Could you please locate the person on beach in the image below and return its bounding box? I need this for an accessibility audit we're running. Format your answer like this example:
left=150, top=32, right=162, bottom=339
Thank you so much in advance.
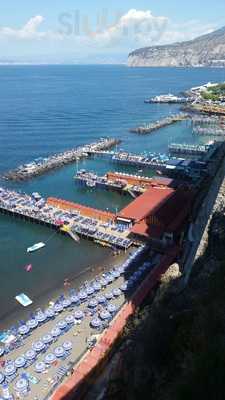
left=64, top=278, right=71, bottom=288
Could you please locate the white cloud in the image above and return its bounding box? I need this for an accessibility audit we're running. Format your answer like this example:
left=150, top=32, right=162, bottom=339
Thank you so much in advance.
left=90, top=9, right=169, bottom=47
left=0, top=11, right=219, bottom=61
left=0, top=16, right=46, bottom=39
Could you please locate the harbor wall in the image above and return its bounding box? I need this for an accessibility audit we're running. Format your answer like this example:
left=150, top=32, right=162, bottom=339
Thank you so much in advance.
left=51, top=247, right=178, bottom=400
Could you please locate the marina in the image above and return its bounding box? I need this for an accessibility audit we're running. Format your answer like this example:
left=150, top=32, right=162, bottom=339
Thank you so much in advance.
left=129, top=113, right=189, bottom=134
left=3, top=138, right=120, bottom=182
left=1, top=67, right=225, bottom=400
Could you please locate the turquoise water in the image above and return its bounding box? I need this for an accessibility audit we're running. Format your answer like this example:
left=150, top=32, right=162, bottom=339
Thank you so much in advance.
left=0, top=65, right=225, bottom=326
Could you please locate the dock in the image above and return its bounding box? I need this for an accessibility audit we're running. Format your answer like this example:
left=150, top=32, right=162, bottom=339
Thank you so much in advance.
left=168, top=143, right=215, bottom=157
left=129, top=113, right=189, bottom=135
left=191, top=114, right=225, bottom=136
left=3, top=138, right=121, bottom=181
left=74, top=170, right=175, bottom=196
left=0, top=188, right=132, bottom=250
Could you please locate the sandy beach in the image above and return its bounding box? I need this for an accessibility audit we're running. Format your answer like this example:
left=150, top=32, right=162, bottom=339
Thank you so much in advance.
left=0, top=249, right=130, bottom=333
left=0, top=247, right=133, bottom=400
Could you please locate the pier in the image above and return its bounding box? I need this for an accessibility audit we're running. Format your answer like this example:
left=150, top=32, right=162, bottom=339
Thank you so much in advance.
left=191, top=114, right=225, bottom=136
left=0, top=188, right=132, bottom=250
left=129, top=113, right=189, bottom=135
left=168, top=143, right=216, bottom=157
left=74, top=170, right=175, bottom=196
left=3, top=138, right=120, bottom=182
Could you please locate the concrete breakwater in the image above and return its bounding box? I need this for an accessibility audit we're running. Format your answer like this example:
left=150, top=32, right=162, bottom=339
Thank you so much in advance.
left=3, top=138, right=120, bottom=181
left=129, top=113, right=189, bottom=134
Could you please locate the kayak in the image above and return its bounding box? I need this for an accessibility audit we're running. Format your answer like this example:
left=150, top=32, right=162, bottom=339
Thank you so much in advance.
left=27, top=242, right=45, bottom=253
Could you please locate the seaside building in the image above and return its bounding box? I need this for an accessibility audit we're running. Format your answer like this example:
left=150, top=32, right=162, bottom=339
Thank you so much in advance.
left=117, top=185, right=194, bottom=246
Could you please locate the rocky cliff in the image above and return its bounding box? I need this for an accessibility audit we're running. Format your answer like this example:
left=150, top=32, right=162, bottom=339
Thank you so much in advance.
left=128, top=26, right=225, bottom=67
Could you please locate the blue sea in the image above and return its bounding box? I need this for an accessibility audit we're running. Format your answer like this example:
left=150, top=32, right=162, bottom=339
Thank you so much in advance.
left=0, top=65, right=225, bottom=327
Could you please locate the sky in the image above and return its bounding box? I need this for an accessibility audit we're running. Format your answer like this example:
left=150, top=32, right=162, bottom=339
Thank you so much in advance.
left=0, top=0, right=224, bottom=63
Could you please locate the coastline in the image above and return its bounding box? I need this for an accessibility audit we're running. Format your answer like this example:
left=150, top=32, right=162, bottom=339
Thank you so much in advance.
left=1, top=249, right=130, bottom=332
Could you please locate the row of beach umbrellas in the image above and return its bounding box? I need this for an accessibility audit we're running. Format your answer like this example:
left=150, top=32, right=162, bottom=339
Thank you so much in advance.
left=0, top=244, right=148, bottom=386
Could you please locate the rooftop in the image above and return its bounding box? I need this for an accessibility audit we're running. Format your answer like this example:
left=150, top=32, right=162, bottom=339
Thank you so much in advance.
left=117, top=187, right=175, bottom=222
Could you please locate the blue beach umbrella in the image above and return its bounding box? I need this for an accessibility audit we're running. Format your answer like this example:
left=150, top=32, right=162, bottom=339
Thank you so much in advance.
left=86, top=286, right=94, bottom=296
left=54, top=303, right=63, bottom=313
left=45, top=353, right=56, bottom=364
left=42, top=334, right=53, bottom=344
left=36, top=312, right=46, bottom=323
left=65, top=315, right=75, bottom=324
left=100, top=310, right=111, bottom=320
left=45, top=308, right=55, bottom=318
left=70, top=295, right=79, bottom=304
left=74, top=310, right=84, bottom=320
left=62, top=298, right=71, bottom=308
left=15, top=356, right=26, bottom=368
left=113, top=288, right=121, bottom=297
left=62, top=341, right=72, bottom=351
left=32, top=340, right=45, bottom=352
left=107, top=303, right=117, bottom=313
left=18, top=325, right=30, bottom=335
left=25, top=349, right=36, bottom=360
left=96, top=295, right=106, bottom=304
left=93, top=282, right=101, bottom=291
left=51, top=327, right=61, bottom=337
left=26, top=319, right=38, bottom=329
left=57, top=320, right=67, bottom=330
left=54, top=346, right=65, bottom=358
left=4, top=363, right=16, bottom=376
left=105, top=292, right=113, bottom=300
left=35, top=361, right=46, bottom=373
left=88, top=299, right=98, bottom=308
left=90, top=318, right=102, bottom=328
left=14, top=378, right=28, bottom=392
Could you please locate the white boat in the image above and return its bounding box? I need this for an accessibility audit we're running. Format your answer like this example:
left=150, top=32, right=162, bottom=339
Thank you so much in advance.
left=27, top=242, right=45, bottom=253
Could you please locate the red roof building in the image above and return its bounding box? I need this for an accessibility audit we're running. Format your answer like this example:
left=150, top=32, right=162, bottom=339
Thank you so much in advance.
left=117, top=186, right=194, bottom=243
left=117, top=187, right=175, bottom=223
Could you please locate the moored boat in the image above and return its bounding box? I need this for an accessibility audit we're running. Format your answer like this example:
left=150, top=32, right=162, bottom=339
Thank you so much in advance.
left=27, top=242, right=45, bottom=253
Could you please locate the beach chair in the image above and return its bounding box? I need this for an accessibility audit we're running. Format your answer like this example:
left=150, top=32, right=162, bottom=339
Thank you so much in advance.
left=5, top=372, right=17, bottom=383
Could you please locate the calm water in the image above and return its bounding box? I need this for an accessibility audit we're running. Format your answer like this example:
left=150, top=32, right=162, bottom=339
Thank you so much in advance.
left=0, top=65, right=225, bottom=327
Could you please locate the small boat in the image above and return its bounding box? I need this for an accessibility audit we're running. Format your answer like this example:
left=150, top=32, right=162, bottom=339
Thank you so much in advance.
left=27, top=242, right=45, bottom=253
